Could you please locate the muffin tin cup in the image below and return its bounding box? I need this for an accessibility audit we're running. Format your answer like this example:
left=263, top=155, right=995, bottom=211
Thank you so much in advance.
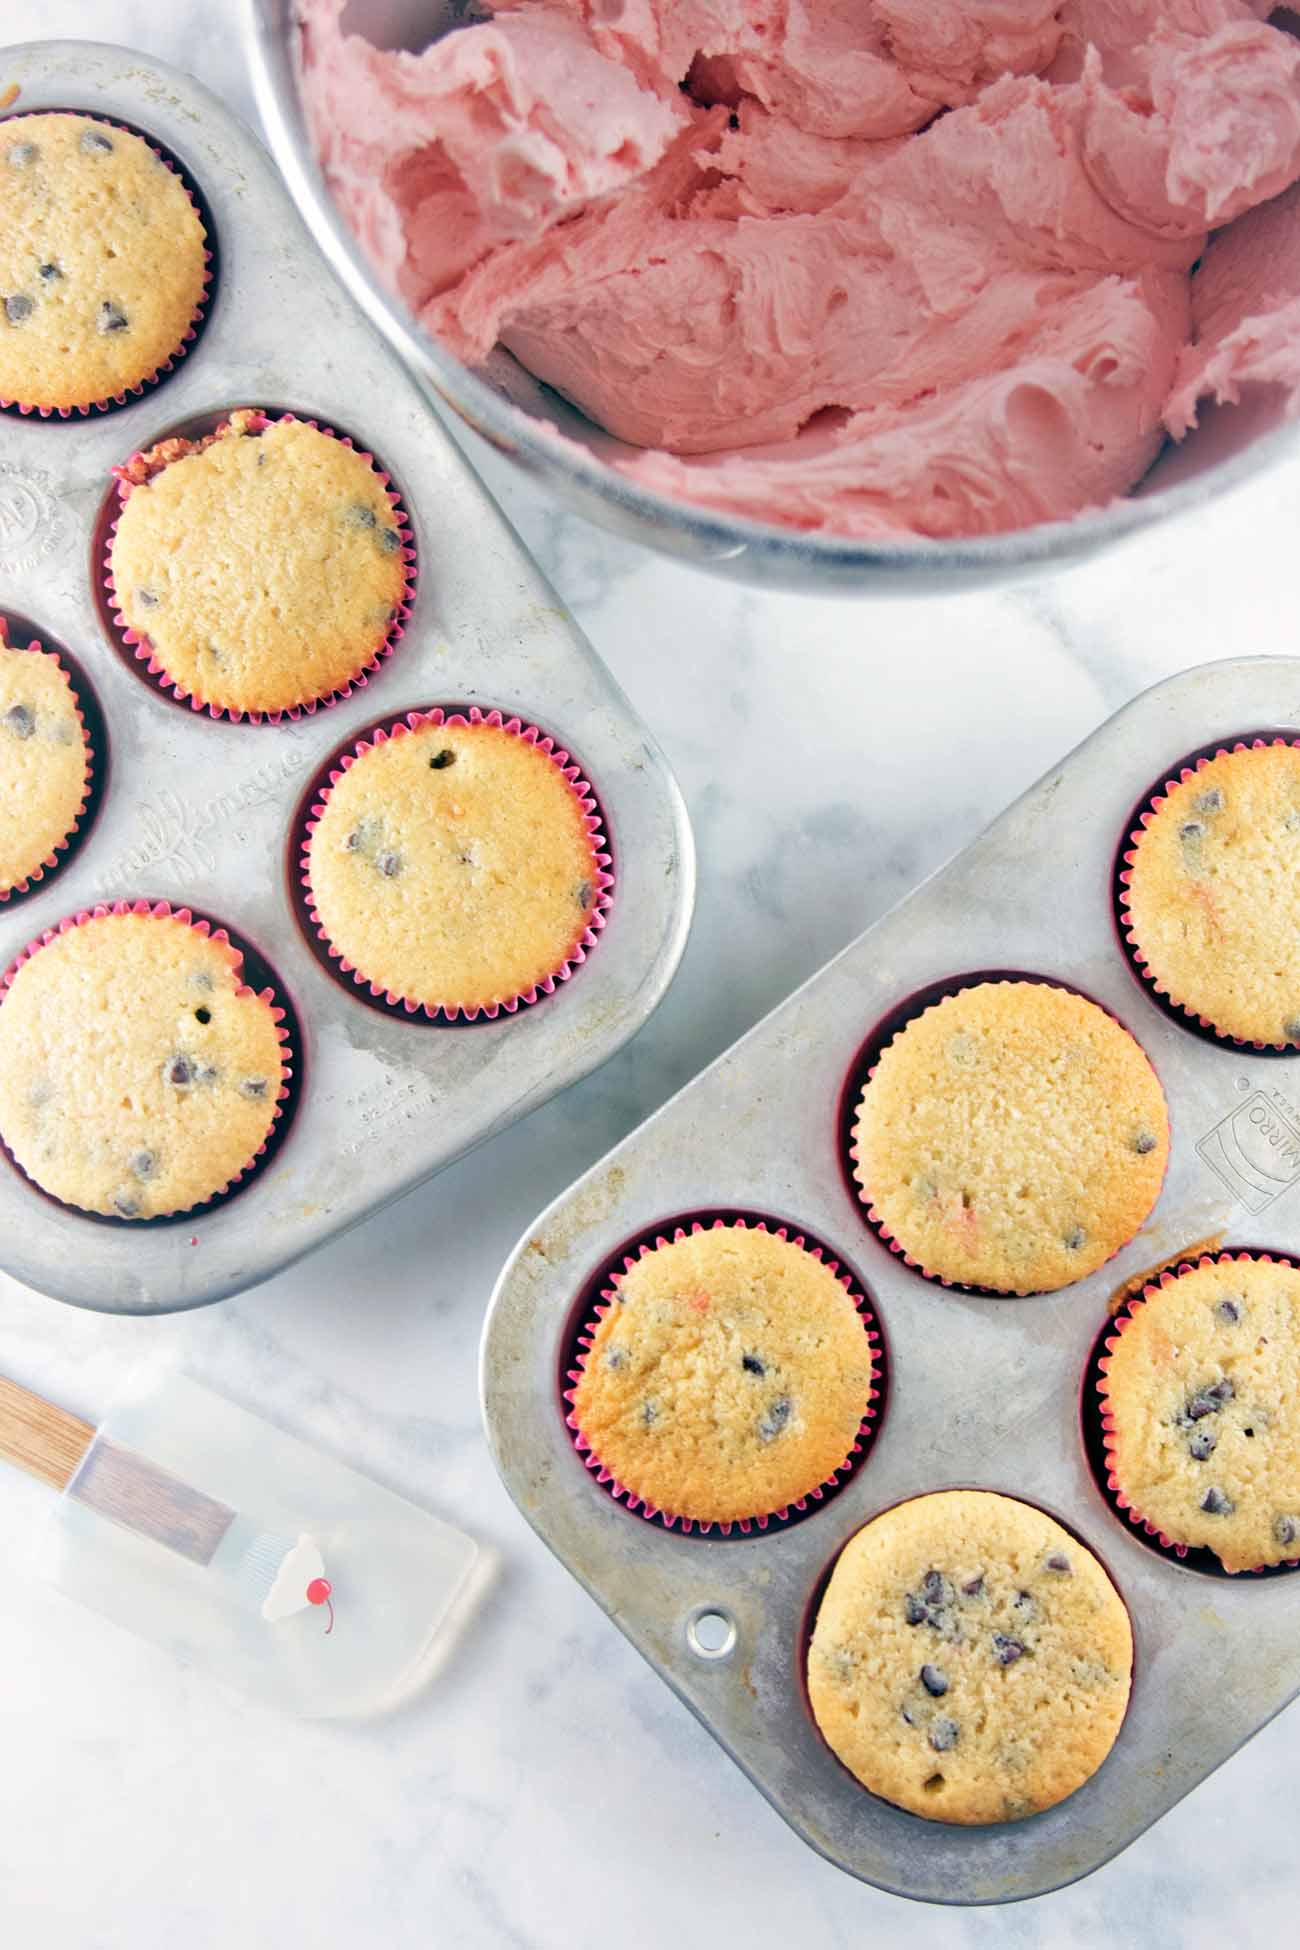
left=0, top=897, right=296, bottom=1222
left=0, top=109, right=214, bottom=418
left=297, top=705, right=615, bottom=1024
left=0, top=41, right=691, bottom=1312
left=842, top=971, right=1172, bottom=1298
left=1091, top=1248, right=1300, bottom=1577
left=1117, top=734, right=1300, bottom=1051
left=101, top=410, right=416, bottom=724
left=0, top=614, right=99, bottom=904
left=483, top=657, right=1300, bottom=1904
left=562, top=1213, right=883, bottom=1537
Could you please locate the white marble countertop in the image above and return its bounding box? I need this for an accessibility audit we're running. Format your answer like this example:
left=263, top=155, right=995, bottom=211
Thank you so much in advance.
left=4, top=5, right=1300, bottom=1944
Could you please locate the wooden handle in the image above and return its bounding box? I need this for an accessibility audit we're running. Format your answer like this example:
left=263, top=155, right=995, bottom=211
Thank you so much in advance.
left=0, top=1375, right=95, bottom=1491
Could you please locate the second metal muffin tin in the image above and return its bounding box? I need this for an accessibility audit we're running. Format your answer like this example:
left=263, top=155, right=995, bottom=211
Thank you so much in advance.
left=0, top=42, right=693, bottom=1313
left=483, top=657, right=1300, bottom=1903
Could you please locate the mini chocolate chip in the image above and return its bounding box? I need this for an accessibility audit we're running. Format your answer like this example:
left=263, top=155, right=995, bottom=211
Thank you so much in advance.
left=38, top=261, right=61, bottom=281
left=80, top=128, right=114, bottom=154
left=376, top=850, right=403, bottom=878
left=1044, top=1552, right=1071, bottom=1574
left=1216, top=1298, right=1241, bottom=1324
left=194, top=1006, right=211, bottom=1025
left=429, top=749, right=456, bottom=770
left=920, top=1664, right=949, bottom=1697
left=348, top=504, right=377, bottom=528
left=1133, top=1131, right=1158, bottom=1155
left=1013, top=1590, right=1036, bottom=1617
left=7, top=141, right=37, bottom=167
left=136, top=587, right=159, bottom=609
left=993, top=1633, right=1025, bottom=1665
left=1274, top=1514, right=1299, bottom=1548
left=1180, top=819, right=1205, bottom=842
left=112, top=1191, right=141, bottom=1218
left=576, top=880, right=594, bottom=909
left=1200, top=1486, right=1234, bottom=1515
left=377, top=526, right=400, bottom=553
left=165, top=1054, right=195, bottom=1087
left=961, top=1575, right=984, bottom=1598
left=741, top=1353, right=766, bottom=1376
left=97, top=301, right=128, bottom=333
left=239, top=1077, right=268, bottom=1100
left=1286, top=1018, right=1300, bottom=1043
left=921, top=1570, right=951, bottom=1607
left=1195, top=788, right=1224, bottom=813
left=1188, top=1427, right=1218, bottom=1461
left=345, top=829, right=363, bottom=851
left=195, top=1063, right=219, bottom=1085
left=4, top=704, right=34, bottom=738
left=641, top=1399, right=659, bottom=1428
left=130, top=1149, right=158, bottom=1181
left=928, top=1718, right=959, bottom=1752
left=1206, top=1377, right=1235, bottom=1404
left=605, top=1348, right=626, bottom=1371
left=4, top=294, right=33, bottom=324
left=904, top=1594, right=929, bottom=1627
left=900, top=1701, right=921, bottom=1726
left=757, top=1396, right=792, bottom=1443
left=1064, top=1226, right=1086, bottom=1251
left=1187, top=1378, right=1234, bottom=1419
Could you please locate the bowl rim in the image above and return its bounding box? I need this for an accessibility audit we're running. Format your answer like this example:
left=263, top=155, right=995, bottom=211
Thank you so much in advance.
left=242, top=0, right=1300, bottom=580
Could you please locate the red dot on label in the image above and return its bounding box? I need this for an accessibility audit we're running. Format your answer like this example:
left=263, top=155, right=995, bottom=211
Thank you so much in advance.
left=306, top=1577, right=332, bottom=1606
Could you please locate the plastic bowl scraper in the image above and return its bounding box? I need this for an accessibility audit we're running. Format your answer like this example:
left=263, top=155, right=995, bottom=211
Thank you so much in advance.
left=0, top=1367, right=479, bottom=1716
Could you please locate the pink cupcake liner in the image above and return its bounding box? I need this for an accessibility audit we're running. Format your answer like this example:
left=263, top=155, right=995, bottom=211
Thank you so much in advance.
left=0, top=110, right=214, bottom=418
left=0, top=614, right=99, bottom=904
left=298, top=705, right=615, bottom=1024
left=1116, top=735, right=1300, bottom=1051
left=843, top=971, right=1171, bottom=1297
left=101, top=410, right=415, bottom=725
left=563, top=1212, right=885, bottom=1538
left=0, top=898, right=298, bottom=1223
left=1090, top=1249, right=1300, bottom=1578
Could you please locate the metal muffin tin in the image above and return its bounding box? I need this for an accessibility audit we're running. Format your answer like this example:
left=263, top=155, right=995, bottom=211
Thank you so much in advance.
left=483, top=657, right=1300, bottom=1904
left=0, top=42, right=693, bottom=1315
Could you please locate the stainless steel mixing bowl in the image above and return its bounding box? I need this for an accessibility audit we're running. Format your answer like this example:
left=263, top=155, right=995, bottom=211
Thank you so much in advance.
left=244, top=0, right=1300, bottom=594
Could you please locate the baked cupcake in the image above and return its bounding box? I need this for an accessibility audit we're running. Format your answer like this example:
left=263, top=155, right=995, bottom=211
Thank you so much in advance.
left=850, top=980, right=1169, bottom=1294
left=0, top=626, right=92, bottom=898
left=1121, top=741, right=1300, bottom=1046
left=566, top=1220, right=876, bottom=1530
left=303, top=708, right=610, bottom=1020
left=807, top=1491, right=1132, bottom=1824
left=0, top=113, right=207, bottom=414
left=1100, top=1253, right=1300, bottom=1573
left=0, top=903, right=288, bottom=1218
left=107, top=411, right=410, bottom=720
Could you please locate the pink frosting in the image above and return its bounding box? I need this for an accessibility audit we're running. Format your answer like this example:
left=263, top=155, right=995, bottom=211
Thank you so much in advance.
left=299, top=0, right=1300, bottom=539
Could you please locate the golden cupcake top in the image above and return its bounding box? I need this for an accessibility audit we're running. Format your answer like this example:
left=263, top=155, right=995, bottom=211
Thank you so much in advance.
left=0, top=909, right=285, bottom=1219
left=0, top=112, right=206, bottom=411
left=1103, top=1256, right=1300, bottom=1573
left=807, top=1491, right=1132, bottom=1824
left=109, top=412, right=406, bottom=717
left=570, top=1223, right=874, bottom=1527
left=852, top=981, right=1168, bottom=1294
left=0, top=639, right=89, bottom=896
left=1123, top=743, right=1300, bottom=1045
left=307, top=715, right=602, bottom=1014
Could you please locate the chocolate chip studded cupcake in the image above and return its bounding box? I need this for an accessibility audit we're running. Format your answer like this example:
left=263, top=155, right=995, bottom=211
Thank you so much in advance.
left=0, top=113, right=208, bottom=414
left=1100, top=1253, right=1300, bottom=1573
left=107, top=411, right=410, bottom=721
left=0, top=626, right=92, bottom=898
left=303, top=707, right=611, bottom=1020
left=566, top=1220, right=877, bottom=1532
left=851, top=981, right=1169, bottom=1294
left=1121, top=741, right=1300, bottom=1047
left=807, top=1491, right=1132, bottom=1824
left=0, top=902, right=288, bottom=1218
